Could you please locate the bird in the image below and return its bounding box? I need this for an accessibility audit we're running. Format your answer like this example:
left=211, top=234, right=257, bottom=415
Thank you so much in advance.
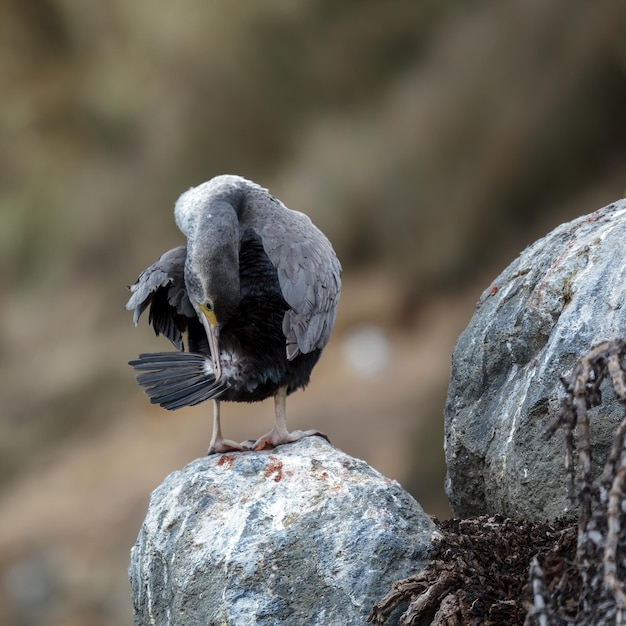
left=126, top=174, right=341, bottom=454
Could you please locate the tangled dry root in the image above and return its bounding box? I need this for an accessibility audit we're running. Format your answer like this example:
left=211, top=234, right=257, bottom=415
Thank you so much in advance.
left=369, top=516, right=577, bottom=626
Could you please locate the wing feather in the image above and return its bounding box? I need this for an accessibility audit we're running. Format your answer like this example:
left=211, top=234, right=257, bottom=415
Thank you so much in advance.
left=126, top=246, right=194, bottom=350
left=242, top=191, right=341, bottom=359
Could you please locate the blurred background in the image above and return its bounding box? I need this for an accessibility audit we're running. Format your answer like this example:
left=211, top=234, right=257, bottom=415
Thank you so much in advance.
left=1, top=0, right=625, bottom=624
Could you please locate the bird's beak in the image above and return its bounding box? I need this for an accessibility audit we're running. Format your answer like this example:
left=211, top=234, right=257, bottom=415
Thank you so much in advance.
left=198, top=304, right=222, bottom=382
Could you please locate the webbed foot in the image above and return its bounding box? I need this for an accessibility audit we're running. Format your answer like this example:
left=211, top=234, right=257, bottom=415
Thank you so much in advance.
left=207, top=437, right=248, bottom=455
left=251, top=428, right=329, bottom=451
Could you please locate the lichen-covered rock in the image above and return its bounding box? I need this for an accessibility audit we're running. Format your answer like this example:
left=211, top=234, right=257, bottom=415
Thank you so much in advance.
left=445, top=200, right=626, bottom=520
left=129, top=436, right=438, bottom=626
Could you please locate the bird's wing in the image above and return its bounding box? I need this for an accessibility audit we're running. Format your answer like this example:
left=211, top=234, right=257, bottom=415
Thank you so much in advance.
left=246, top=204, right=342, bottom=360
left=126, top=245, right=195, bottom=350
left=129, top=352, right=229, bottom=409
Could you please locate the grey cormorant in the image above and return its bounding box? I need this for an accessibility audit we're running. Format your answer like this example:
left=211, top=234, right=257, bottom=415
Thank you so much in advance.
left=126, top=175, right=341, bottom=454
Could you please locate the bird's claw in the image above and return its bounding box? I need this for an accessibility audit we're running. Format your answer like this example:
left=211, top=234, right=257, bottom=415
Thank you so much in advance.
left=250, top=429, right=330, bottom=451
left=207, top=438, right=248, bottom=455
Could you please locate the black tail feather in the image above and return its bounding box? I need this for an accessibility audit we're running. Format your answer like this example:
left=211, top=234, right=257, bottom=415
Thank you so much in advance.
left=129, top=352, right=229, bottom=410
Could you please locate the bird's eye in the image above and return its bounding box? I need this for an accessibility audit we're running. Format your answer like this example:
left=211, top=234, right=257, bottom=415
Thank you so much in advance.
left=204, top=301, right=213, bottom=311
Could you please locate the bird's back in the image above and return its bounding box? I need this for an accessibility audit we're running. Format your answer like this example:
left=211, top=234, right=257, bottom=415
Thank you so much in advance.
left=236, top=181, right=342, bottom=360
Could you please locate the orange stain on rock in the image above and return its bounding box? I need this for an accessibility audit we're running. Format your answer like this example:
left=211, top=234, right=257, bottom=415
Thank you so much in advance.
left=264, top=457, right=283, bottom=482
left=217, top=455, right=236, bottom=469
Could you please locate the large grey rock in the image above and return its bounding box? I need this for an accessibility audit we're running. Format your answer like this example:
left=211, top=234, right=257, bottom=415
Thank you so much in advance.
left=130, top=436, right=438, bottom=625
left=445, top=200, right=626, bottom=520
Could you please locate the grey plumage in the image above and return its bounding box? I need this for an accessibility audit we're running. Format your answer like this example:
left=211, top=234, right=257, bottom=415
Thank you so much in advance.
left=127, top=246, right=194, bottom=350
left=127, top=174, right=341, bottom=453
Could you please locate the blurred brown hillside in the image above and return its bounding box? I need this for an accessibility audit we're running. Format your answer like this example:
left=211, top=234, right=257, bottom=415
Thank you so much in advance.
left=1, top=1, right=626, bottom=625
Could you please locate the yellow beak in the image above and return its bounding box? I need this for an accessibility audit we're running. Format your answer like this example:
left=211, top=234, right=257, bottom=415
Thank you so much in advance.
left=198, top=303, right=222, bottom=382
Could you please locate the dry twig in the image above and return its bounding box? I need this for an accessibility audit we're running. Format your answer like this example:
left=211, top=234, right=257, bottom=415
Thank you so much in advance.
left=524, top=557, right=548, bottom=626
left=542, top=338, right=626, bottom=624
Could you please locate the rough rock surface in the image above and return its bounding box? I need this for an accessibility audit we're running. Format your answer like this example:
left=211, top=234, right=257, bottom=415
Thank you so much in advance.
left=129, top=436, right=438, bottom=626
left=445, top=200, right=626, bottom=519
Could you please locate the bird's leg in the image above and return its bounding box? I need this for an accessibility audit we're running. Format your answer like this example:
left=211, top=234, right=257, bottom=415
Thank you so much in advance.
left=207, top=400, right=247, bottom=455
left=251, top=387, right=329, bottom=451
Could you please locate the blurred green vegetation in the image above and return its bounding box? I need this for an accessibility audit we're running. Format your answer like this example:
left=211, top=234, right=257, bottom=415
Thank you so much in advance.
left=3, top=0, right=624, bottom=297
left=1, top=1, right=626, bottom=624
